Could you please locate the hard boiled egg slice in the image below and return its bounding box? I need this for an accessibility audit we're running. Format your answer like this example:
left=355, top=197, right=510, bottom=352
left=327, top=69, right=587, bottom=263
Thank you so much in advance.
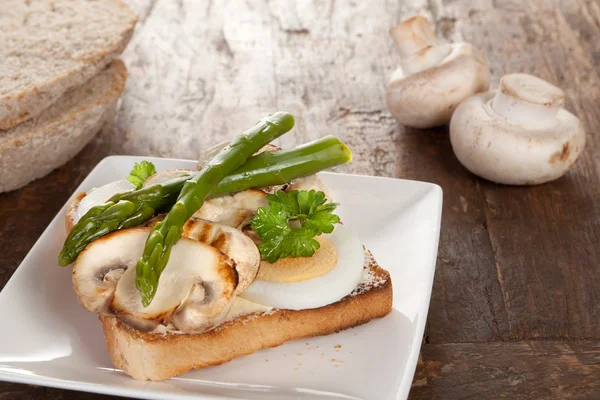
left=239, top=224, right=364, bottom=310
left=75, top=180, right=135, bottom=223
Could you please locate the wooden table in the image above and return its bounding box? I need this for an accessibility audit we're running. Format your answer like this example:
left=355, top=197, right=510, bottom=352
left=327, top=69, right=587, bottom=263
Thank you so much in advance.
left=2, top=0, right=599, bottom=398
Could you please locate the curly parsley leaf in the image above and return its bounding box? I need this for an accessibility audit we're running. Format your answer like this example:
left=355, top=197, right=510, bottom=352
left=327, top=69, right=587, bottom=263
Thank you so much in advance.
left=127, top=161, right=157, bottom=189
left=250, top=190, right=340, bottom=263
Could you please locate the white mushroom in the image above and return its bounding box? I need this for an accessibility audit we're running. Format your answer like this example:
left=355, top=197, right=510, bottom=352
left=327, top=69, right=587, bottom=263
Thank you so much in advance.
left=192, top=189, right=268, bottom=228
left=142, top=168, right=192, bottom=187
left=183, top=218, right=261, bottom=294
left=72, top=230, right=136, bottom=313
left=386, top=15, right=490, bottom=128
left=73, top=227, right=238, bottom=333
left=285, top=174, right=333, bottom=202
left=449, top=73, right=586, bottom=185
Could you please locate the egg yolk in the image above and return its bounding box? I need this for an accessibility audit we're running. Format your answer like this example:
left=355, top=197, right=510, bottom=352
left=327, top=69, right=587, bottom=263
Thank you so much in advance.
left=256, top=236, right=338, bottom=283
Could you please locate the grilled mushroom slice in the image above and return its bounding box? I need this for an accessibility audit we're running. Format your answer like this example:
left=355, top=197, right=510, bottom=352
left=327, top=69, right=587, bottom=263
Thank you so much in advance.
left=192, top=189, right=268, bottom=228
left=73, top=227, right=238, bottom=333
left=183, top=218, right=260, bottom=294
left=285, top=174, right=332, bottom=202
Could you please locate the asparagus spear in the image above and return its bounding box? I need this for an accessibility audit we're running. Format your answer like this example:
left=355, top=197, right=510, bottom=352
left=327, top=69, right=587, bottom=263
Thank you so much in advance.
left=211, top=135, right=351, bottom=196
left=136, top=112, right=296, bottom=306
left=57, top=136, right=352, bottom=267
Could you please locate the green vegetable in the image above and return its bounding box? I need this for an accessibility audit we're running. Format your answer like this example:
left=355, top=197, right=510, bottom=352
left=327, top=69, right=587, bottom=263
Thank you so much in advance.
left=136, top=112, right=295, bottom=306
left=58, top=136, right=352, bottom=267
left=250, top=190, right=340, bottom=263
left=211, top=135, right=352, bottom=197
left=127, top=161, right=156, bottom=189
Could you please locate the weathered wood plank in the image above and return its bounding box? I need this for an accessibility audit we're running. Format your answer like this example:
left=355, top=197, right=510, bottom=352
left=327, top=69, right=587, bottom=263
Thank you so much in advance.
left=411, top=340, right=600, bottom=399
left=0, top=382, right=125, bottom=400
left=442, top=0, right=600, bottom=340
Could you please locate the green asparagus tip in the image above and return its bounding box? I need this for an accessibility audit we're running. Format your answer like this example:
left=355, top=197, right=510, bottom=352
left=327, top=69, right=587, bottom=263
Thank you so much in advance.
left=266, top=111, right=295, bottom=132
left=58, top=251, right=71, bottom=266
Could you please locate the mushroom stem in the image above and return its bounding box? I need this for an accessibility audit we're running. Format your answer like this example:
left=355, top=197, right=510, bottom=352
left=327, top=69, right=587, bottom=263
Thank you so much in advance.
left=389, top=15, right=438, bottom=58
left=389, top=16, right=451, bottom=75
left=490, top=73, right=565, bottom=128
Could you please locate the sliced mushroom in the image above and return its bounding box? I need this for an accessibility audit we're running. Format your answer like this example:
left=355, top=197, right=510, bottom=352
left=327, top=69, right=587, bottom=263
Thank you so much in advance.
left=192, top=189, right=268, bottom=228
left=449, top=73, right=586, bottom=185
left=386, top=15, right=490, bottom=128
left=183, top=218, right=261, bottom=294
left=74, top=227, right=238, bottom=333
left=72, top=227, right=146, bottom=314
left=285, top=174, right=332, bottom=202
left=142, top=168, right=192, bottom=187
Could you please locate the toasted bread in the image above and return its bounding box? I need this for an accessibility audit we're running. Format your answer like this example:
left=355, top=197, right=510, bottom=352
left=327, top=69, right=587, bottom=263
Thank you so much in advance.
left=65, top=188, right=393, bottom=381
left=100, top=251, right=392, bottom=380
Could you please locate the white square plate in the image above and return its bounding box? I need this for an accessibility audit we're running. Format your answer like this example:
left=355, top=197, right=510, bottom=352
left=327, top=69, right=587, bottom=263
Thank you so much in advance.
left=0, top=156, right=442, bottom=400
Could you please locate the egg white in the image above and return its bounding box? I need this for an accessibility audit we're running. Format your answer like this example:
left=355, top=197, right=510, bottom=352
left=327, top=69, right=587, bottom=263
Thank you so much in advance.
left=76, top=179, right=135, bottom=223
left=239, top=224, right=364, bottom=310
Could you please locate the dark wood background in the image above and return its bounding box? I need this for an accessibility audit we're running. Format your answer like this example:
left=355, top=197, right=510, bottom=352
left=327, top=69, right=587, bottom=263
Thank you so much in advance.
left=1, top=0, right=599, bottom=398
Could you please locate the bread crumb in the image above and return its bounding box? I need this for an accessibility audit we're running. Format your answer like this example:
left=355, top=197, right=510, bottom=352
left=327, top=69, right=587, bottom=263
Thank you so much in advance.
left=297, top=353, right=302, bottom=356
left=334, top=344, right=342, bottom=349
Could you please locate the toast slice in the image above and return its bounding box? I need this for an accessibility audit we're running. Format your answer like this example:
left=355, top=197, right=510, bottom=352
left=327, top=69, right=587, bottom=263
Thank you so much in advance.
left=65, top=183, right=393, bottom=381
left=0, top=60, right=127, bottom=193
left=0, top=0, right=137, bottom=129
left=100, top=251, right=392, bottom=381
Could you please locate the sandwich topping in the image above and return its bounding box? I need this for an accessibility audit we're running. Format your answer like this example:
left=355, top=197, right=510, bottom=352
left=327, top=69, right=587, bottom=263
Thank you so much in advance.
left=61, top=113, right=374, bottom=336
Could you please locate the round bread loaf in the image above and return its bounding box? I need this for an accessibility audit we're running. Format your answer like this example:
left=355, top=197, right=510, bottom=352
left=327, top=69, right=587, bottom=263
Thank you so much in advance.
left=0, top=0, right=137, bottom=129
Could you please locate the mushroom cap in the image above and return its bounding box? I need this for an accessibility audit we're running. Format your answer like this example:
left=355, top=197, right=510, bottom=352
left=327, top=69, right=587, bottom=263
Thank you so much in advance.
left=183, top=218, right=260, bottom=295
left=449, top=91, right=586, bottom=185
left=386, top=42, right=490, bottom=128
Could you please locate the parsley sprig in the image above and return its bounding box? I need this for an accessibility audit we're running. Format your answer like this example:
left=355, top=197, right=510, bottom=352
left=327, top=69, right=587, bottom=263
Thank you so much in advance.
left=126, top=161, right=156, bottom=189
left=250, top=190, right=340, bottom=263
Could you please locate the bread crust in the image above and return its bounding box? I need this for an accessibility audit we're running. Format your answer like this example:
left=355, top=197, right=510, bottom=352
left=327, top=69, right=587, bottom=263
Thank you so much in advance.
left=100, top=256, right=392, bottom=381
left=65, top=192, right=86, bottom=232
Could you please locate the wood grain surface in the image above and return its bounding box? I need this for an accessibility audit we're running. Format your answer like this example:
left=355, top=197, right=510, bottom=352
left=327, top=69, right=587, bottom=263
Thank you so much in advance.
left=1, top=0, right=599, bottom=399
